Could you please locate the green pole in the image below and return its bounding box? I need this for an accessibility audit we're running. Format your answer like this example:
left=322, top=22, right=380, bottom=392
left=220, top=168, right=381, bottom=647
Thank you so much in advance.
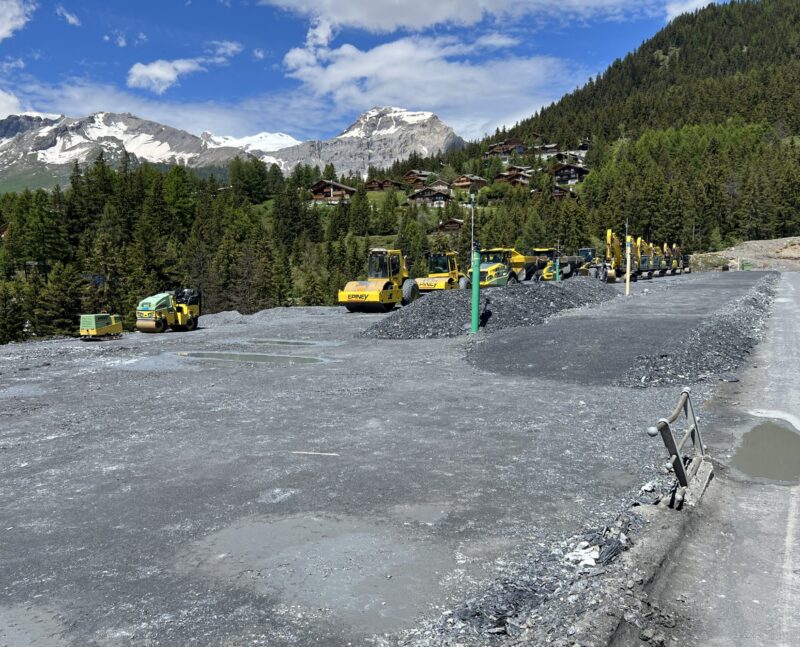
left=471, top=247, right=480, bottom=333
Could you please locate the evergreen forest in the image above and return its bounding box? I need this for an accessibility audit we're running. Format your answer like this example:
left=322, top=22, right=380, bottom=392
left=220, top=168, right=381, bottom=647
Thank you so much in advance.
left=2, top=0, right=800, bottom=343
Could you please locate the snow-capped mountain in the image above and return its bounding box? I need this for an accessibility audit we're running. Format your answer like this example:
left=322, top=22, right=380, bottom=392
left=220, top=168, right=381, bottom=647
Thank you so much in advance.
left=200, top=130, right=301, bottom=153
left=0, top=107, right=463, bottom=191
left=266, top=107, right=464, bottom=175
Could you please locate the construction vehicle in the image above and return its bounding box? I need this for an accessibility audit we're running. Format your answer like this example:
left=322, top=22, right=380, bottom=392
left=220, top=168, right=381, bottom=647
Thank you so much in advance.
left=650, top=242, right=667, bottom=276
left=672, top=244, right=691, bottom=274
left=468, top=248, right=538, bottom=287
left=663, top=243, right=682, bottom=275
left=415, top=251, right=470, bottom=293
left=577, top=247, right=602, bottom=277
left=599, top=229, right=638, bottom=283
left=533, top=248, right=586, bottom=281
left=136, top=288, right=201, bottom=333
left=636, top=237, right=654, bottom=280
left=338, top=248, right=419, bottom=312
left=79, top=313, right=123, bottom=340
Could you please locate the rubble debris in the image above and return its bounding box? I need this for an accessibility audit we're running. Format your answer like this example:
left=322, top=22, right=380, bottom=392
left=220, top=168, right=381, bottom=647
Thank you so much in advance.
left=618, top=273, right=778, bottom=387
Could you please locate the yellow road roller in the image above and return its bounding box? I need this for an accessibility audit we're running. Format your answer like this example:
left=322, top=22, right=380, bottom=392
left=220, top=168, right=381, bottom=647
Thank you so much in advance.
left=338, top=248, right=419, bottom=313
left=136, top=289, right=201, bottom=333
left=415, top=251, right=469, bottom=293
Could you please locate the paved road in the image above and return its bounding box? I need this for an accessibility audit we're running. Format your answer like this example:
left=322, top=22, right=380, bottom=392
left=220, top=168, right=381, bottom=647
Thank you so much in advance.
left=0, top=273, right=764, bottom=645
left=614, top=272, right=800, bottom=646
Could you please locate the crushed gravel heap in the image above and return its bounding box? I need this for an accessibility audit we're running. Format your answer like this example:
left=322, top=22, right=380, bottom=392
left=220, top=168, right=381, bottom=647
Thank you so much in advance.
left=619, top=272, right=779, bottom=387
left=362, top=278, right=618, bottom=339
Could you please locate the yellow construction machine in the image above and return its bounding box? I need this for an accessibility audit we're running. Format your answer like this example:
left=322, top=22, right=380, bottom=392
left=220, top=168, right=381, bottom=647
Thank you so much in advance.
left=338, top=248, right=419, bottom=312
left=80, top=313, right=123, bottom=340
left=415, top=251, right=470, bottom=293
left=599, top=229, right=638, bottom=283
left=533, top=248, right=585, bottom=281
left=136, top=288, right=201, bottom=333
left=663, top=243, right=682, bottom=275
left=635, top=237, right=654, bottom=280
left=467, top=248, right=537, bottom=287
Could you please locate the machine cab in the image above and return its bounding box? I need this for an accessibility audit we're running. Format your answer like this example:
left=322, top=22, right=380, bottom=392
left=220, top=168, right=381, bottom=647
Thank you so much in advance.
left=367, top=249, right=403, bottom=281
left=427, top=252, right=455, bottom=277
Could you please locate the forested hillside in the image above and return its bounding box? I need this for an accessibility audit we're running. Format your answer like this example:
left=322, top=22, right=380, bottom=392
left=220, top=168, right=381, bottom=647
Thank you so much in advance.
left=512, top=0, right=800, bottom=145
left=3, top=0, right=800, bottom=343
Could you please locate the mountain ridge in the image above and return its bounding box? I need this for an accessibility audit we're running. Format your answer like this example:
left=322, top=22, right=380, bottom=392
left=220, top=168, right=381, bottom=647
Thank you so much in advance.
left=0, top=107, right=463, bottom=191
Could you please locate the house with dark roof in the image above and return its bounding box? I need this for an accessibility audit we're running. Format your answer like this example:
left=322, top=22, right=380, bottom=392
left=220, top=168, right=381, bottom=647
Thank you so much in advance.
left=309, top=179, right=357, bottom=204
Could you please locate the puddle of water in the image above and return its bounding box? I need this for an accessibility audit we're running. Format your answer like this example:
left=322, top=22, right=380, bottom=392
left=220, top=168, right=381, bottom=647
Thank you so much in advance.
left=252, top=339, right=318, bottom=347
left=178, top=514, right=457, bottom=634
left=390, top=503, right=451, bottom=525
left=732, top=420, right=800, bottom=484
left=178, top=352, right=322, bottom=364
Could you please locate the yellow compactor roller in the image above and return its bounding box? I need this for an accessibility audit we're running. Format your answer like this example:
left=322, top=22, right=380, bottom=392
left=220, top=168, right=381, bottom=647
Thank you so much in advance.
left=136, top=288, right=201, bottom=333
left=338, top=248, right=419, bottom=313
left=415, top=251, right=470, bottom=293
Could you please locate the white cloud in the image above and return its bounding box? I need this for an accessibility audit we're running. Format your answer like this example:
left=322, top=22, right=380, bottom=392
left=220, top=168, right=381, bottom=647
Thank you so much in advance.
left=0, top=0, right=36, bottom=43
left=105, top=30, right=126, bottom=47
left=0, top=57, right=25, bottom=74
left=253, top=48, right=265, bottom=60
left=55, top=4, right=80, bottom=27
left=0, top=88, right=22, bottom=117
left=284, top=34, right=583, bottom=138
left=208, top=40, right=244, bottom=60
left=135, top=32, right=147, bottom=45
left=127, top=41, right=243, bottom=94
left=260, top=0, right=664, bottom=33
left=665, top=0, right=715, bottom=20
left=127, top=59, right=206, bottom=94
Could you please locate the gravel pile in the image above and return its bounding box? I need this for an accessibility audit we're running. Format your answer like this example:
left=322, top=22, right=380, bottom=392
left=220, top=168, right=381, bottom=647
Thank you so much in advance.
left=619, top=273, right=779, bottom=387
left=362, top=279, right=618, bottom=340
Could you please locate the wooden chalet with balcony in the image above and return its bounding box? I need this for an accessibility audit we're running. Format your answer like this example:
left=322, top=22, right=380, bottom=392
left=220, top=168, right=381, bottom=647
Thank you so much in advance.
left=403, top=169, right=435, bottom=189
left=437, top=218, right=464, bottom=233
left=453, top=174, right=488, bottom=190
left=407, top=187, right=452, bottom=207
left=428, top=179, right=452, bottom=193
left=495, top=168, right=532, bottom=187
left=482, top=137, right=528, bottom=160
left=309, top=179, right=357, bottom=205
left=550, top=163, right=590, bottom=185
left=366, top=178, right=404, bottom=192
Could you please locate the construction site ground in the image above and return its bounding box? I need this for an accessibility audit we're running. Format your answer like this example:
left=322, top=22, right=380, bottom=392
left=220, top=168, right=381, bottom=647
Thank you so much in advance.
left=0, top=271, right=776, bottom=646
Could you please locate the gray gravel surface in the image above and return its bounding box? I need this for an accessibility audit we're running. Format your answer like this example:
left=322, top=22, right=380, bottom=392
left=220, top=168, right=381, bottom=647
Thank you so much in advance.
left=362, top=278, right=618, bottom=339
left=618, top=273, right=778, bottom=387
left=0, top=273, right=773, bottom=646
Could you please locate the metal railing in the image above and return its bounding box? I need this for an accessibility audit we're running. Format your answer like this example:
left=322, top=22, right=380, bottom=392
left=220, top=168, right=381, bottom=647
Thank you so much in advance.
left=647, top=387, right=706, bottom=506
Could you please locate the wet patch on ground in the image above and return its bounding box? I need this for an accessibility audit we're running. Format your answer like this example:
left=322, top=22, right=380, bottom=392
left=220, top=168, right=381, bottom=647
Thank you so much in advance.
left=731, top=418, right=800, bottom=484
left=177, top=351, right=324, bottom=365
left=177, top=513, right=461, bottom=635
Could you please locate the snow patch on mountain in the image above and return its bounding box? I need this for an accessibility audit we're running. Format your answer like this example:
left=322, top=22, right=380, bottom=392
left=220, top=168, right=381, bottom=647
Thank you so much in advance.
left=337, top=107, right=435, bottom=139
left=201, top=131, right=301, bottom=153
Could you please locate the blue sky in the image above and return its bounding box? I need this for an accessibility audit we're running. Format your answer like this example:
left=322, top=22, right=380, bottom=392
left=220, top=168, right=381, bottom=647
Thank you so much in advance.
left=0, top=0, right=717, bottom=141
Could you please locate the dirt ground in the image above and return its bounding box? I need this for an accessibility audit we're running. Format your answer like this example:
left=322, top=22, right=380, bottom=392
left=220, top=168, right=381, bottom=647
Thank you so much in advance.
left=0, top=272, right=769, bottom=646
left=692, top=236, right=800, bottom=271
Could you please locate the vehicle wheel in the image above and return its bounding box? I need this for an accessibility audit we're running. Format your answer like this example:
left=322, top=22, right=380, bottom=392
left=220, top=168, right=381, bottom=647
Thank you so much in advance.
left=345, top=305, right=358, bottom=313
left=185, top=316, right=198, bottom=331
left=154, top=319, right=166, bottom=333
left=382, top=303, right=395, bottom=313
left=458, top=276, right=470, bottom=290
left=507, top=274, right=518, bottom=285
left=599, top=267, right=607, bottom=282
left=401, top=279, right=419, bottom=306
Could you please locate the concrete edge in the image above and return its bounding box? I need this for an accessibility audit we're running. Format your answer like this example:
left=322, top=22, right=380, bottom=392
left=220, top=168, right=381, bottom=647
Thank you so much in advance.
left=569, top=459, right=715, bottom=646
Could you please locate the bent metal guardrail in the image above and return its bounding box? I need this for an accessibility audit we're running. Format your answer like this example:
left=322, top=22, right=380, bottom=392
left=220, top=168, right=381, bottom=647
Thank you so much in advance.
left=647, top=387, right=706, bottom=506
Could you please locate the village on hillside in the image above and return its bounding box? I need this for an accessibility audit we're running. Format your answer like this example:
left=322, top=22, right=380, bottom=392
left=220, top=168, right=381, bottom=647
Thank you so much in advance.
left=307, top=135, right=592, bottom=233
